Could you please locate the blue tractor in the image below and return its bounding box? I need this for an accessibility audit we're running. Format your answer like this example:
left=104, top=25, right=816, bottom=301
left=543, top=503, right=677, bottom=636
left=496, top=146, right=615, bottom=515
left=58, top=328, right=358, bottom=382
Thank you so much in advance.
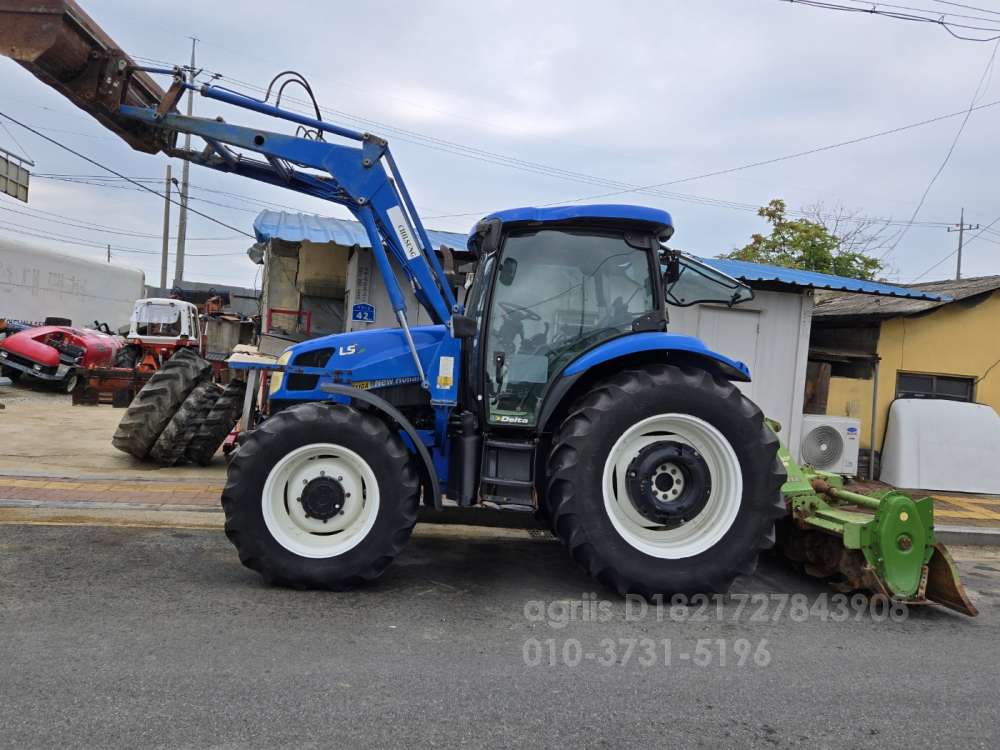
left=0, top=12, right=785, bottom=595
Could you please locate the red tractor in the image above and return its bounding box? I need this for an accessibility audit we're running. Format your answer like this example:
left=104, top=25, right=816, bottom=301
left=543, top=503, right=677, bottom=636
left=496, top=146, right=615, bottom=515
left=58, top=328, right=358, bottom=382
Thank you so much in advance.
left=75, top=298, right=203, bottom=406
left=0, top=324, right=125, bottom=393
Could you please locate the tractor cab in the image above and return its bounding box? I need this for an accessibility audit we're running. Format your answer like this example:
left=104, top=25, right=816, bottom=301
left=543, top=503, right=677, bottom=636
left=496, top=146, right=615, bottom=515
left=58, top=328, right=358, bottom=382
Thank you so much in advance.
left=465, top=205, right=753, bottom=429
left=128, top=299, right=200, bottom=346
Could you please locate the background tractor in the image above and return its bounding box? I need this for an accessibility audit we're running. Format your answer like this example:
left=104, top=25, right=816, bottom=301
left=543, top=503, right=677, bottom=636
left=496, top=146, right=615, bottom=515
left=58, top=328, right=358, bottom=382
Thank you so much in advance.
left=0, top=0, right=976, bottom=612
left=75, top=298, right=204, bottom=406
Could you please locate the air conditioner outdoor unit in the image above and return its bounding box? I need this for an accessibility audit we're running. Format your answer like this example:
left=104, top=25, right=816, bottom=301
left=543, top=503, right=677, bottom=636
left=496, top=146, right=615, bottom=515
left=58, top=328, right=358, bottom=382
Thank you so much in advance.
left=799, top=415, right=861, bottom=475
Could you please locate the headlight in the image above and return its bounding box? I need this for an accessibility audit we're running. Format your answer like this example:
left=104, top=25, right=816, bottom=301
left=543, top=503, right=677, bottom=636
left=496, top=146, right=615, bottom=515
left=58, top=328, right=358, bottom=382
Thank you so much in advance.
left=269, top=349, right=293, bottom=395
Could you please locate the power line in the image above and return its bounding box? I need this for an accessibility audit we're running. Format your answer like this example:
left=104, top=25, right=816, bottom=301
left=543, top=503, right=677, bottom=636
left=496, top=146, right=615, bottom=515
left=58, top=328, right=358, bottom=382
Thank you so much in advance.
left=0, top=220, right=248, bottom=257
left=880, top=38, right=1000, bottom=260
left=908, top=212, right=1000, bottom=281
left=423, top=97, right=1000, bottom=219
left=0, top=198, right=242, bottom=241
left=783, top=0, right=1000, bottom=41
left=842, top=0, right=1000, bottom=23
left=0, top=110, right=254, bottom=239
left=0, top=119, right=31, bottom=161
left=932, top=1, right=1000, bottom=16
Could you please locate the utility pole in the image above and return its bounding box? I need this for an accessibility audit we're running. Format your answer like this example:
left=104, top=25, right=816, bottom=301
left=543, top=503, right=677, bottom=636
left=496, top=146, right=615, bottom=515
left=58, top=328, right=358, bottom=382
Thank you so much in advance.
left=160, top=164, right=172, bottom=289
left=107, top=244, right=111, bottom=263
left=174, top=36, right=198, bottom=285
left=947, top=208, right=979, bottom=281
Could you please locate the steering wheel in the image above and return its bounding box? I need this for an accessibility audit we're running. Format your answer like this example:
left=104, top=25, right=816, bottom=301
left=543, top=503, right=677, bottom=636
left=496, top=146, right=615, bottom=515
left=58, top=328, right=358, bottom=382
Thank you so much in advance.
left=499, top=301, right=542, bottom=322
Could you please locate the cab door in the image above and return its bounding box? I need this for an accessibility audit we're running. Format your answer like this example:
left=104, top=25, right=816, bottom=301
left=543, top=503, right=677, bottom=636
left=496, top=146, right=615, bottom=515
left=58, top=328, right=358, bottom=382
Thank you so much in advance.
left=482, top=228, right=657, bottom=429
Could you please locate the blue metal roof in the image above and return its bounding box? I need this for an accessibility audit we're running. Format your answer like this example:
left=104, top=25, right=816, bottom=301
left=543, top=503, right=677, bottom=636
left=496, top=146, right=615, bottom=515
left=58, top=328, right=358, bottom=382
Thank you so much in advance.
left=479, top=204, right=673, bottom=238
left=701, top=256, right=948, bottom=301
left=253, top=210, right=944, bottom=302
left=253, top=210, right=468, bottom=251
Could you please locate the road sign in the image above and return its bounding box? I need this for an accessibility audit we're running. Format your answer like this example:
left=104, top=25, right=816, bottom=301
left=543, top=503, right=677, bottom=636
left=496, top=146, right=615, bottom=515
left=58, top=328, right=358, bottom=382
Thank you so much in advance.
left=351, top=303, right=375, bottom=323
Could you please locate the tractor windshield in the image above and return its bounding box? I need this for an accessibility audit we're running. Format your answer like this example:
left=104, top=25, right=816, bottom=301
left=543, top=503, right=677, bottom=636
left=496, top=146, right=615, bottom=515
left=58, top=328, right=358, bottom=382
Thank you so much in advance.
left=485, top=229, right=655, bottom=426
left=133, top=303, right=182, bottom=337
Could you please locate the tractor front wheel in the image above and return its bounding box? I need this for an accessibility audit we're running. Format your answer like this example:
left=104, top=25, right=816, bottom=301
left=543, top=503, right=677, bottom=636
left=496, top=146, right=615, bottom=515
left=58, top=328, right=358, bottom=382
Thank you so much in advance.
left=222, top=402, right=420, bottom=589
left=546, top=364, right=785, bottom=596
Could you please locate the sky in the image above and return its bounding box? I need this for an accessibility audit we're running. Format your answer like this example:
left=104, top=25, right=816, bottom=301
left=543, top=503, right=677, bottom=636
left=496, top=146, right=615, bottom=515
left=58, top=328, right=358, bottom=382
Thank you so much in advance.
left=2, top=0, right=999, bottom=291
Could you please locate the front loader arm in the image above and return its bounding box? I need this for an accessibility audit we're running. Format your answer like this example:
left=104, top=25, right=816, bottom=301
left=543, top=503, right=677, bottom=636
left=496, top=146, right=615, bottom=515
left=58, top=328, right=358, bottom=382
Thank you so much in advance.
left=0, top=0, right=458, bottom=386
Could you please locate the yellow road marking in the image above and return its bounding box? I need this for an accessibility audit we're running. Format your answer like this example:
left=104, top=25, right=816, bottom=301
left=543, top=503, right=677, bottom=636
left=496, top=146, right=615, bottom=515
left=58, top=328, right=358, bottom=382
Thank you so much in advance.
left=0, top=477, right=221, bottom=494
left=935, top=496, right=1000, bottom=521
left=934, top=509, right=999, bottom=520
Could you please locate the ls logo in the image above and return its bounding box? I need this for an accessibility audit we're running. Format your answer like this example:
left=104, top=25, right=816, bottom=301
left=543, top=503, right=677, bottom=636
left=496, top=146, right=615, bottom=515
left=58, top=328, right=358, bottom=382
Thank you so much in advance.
left=338, top=344, right=359, bottom=356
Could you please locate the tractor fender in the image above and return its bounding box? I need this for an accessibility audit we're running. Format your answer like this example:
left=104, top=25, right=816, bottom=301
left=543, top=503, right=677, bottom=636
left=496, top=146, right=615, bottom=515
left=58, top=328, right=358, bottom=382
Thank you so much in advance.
left=538, top=332, right=751, bottom=432
left=320, top=383, right=442, bottom=510
left=562, top=332, right=750, bottom=381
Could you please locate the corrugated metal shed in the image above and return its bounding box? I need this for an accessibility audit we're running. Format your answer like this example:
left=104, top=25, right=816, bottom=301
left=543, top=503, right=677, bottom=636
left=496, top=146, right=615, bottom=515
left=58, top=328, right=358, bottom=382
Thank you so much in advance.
left=701, top=256, right=947, bottom=301
left=253, top=210, right=467, bottom=251
left=252, top=211, right=943, bottom=303
left=812, top=275, right=1000, bottom=319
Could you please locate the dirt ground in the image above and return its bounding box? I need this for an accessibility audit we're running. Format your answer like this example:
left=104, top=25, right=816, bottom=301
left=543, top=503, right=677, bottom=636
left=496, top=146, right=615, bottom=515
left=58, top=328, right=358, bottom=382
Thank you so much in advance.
left=0, top=382, right=227, bottom=480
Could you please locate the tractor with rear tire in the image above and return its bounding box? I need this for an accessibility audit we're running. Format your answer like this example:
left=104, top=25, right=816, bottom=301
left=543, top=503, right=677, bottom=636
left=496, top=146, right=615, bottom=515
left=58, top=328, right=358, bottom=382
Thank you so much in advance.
left=0, top=7, right=976, bottom=611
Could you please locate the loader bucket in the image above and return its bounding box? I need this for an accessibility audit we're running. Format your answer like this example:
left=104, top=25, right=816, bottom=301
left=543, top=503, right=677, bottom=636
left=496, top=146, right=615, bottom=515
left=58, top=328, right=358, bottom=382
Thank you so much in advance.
left=0, top=0, right=174, bottom=153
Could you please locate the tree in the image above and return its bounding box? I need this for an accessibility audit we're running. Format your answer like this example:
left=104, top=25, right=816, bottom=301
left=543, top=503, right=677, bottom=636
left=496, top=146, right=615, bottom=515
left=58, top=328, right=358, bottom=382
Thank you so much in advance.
left=722, top=199, right=888, bottom=280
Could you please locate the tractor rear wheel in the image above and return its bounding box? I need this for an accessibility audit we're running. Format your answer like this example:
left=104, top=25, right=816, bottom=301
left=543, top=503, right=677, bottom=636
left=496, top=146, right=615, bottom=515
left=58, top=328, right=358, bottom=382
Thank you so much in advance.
left=184, top=378, right=247, bottom=466
left=149, top=381, right=223, bottom=466
left=111, top=349, right=210, bottom=459
left=546, top=364, right=785, bottom=597
left=222, top=402, right=420, bottom=589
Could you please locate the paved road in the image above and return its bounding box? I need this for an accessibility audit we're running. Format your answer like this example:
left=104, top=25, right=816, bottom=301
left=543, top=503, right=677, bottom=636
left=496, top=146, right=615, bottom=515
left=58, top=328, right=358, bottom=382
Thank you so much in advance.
left=1, top=523, right=998, bottom=749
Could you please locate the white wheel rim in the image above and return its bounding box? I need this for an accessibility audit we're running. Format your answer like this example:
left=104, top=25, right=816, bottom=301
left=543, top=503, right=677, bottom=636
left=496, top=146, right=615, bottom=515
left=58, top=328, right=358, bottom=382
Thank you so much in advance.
left=262, top=442, right=380, bottom=558
left=602, top=413, right=742, bottom=559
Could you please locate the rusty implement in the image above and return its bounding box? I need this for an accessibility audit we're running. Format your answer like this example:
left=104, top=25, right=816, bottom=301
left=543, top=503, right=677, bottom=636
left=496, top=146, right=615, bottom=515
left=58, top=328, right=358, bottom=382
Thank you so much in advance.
left=0, top=0, right=174, bottom=153
left=775, top=439, right=977, bottom=616
left=72, top=365, right=152, bottom=407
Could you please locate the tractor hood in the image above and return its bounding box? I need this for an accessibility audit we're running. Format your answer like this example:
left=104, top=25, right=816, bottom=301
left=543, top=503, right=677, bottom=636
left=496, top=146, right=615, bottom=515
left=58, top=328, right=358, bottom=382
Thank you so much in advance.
left=270, top=324, right=450, bottom=402
left=0, top=327, right=64, bottom=367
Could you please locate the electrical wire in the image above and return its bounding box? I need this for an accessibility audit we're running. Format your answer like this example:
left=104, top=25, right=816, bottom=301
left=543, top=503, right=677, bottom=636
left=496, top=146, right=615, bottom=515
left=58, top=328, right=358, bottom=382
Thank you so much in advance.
left=880, top=38, right=1000, bottom=260
left=135, top=64, right=997, bottom=230
left=421, top=97, right=1000, bottom=219
left=0, top=197, right=242, bottom=241
left=0, top=119, right=31, bottom=162
left=931, top=1, right=1000, bottom=16
left=783, top=0, right=1000, bottom=41
left=0, top=109, right=254, bottom=239
left=0, top=220, right=248, bottom=257
left=907, top=213, right=1000, bottom=281
left=842, top=0, right=1000, bottom=23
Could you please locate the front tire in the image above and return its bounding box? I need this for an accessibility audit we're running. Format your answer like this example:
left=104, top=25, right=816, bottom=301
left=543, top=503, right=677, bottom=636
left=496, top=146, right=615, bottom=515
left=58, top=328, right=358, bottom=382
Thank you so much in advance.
left=222, top=402, right=420, bottom=589
left=546, top=364, right=785, bottom=596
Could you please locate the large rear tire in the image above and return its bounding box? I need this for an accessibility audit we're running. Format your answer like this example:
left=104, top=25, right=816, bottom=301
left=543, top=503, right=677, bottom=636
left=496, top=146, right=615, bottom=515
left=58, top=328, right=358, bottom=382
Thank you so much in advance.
left=546, top=364, right=785, bottom=597
left=222, top=402, right=420, bottom=589
left=111, top=349, right=210, bottom=459
left=149, top=382, right=223, bottom=466
left=184, top=378, right=247, bottom=466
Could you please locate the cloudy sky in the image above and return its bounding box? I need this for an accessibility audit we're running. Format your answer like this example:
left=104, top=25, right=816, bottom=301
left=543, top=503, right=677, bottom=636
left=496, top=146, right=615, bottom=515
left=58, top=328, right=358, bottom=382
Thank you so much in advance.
left=2, top=0, right=998, bottom=290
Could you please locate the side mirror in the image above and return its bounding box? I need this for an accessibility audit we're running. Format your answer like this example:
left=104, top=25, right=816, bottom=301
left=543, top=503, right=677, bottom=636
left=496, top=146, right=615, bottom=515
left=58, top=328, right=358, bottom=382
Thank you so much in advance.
left=499, top=257, right=518, bottom=286
left=661, top=249, right=681, bottom=284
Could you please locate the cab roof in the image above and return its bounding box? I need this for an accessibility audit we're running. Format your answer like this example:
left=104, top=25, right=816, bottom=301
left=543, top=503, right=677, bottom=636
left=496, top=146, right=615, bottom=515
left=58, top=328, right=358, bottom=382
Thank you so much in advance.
left=472, top=204, right=674, bottom=250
